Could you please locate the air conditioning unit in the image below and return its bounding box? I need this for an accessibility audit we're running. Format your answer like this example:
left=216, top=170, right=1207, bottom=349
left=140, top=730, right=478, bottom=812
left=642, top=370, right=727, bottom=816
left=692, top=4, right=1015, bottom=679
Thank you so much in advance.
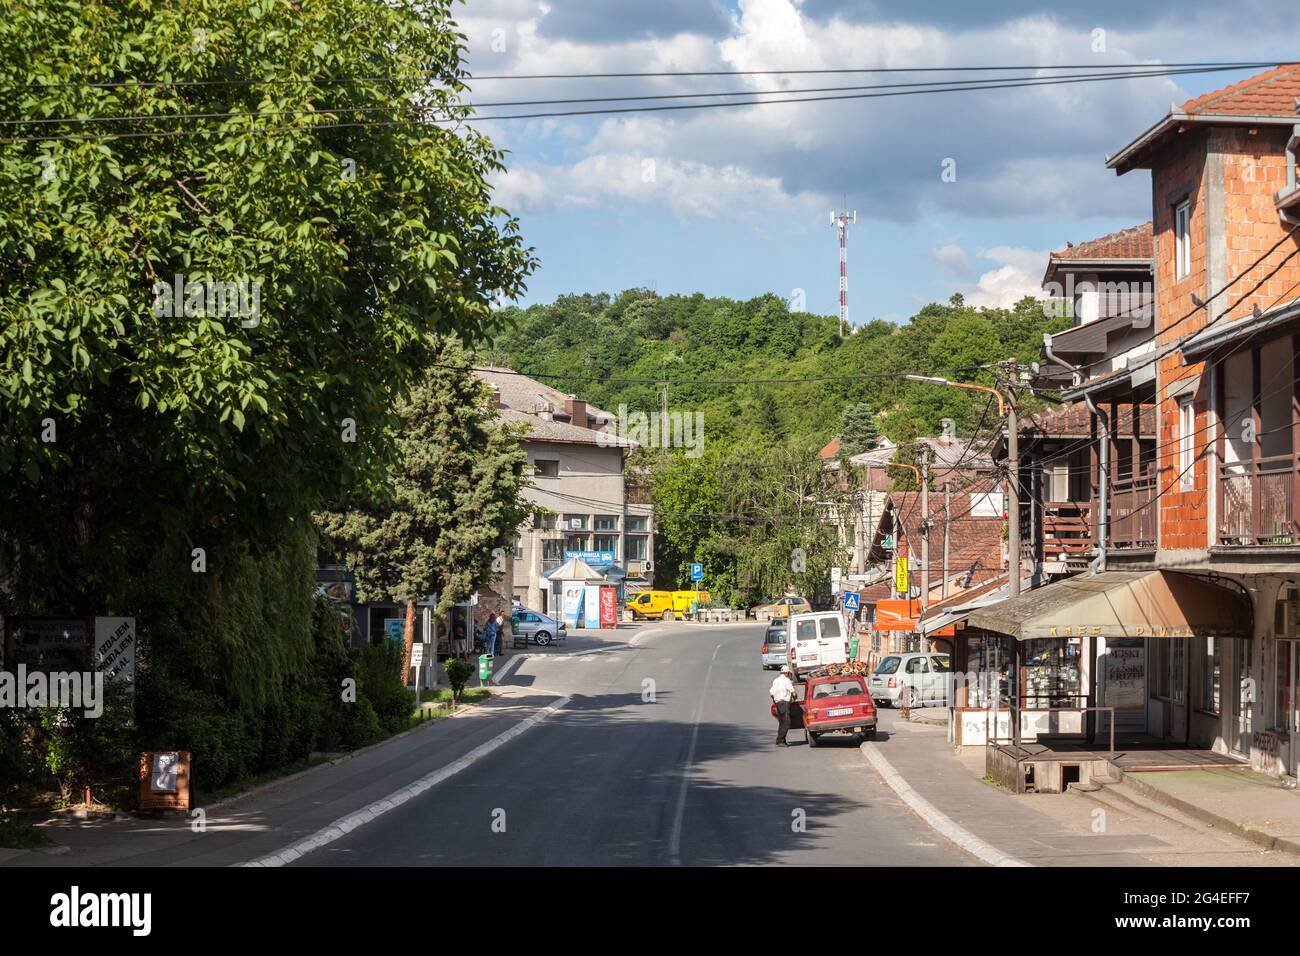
left=569, top=518, right=583, bottom=530
left=643, top=560, right=653, bottom=573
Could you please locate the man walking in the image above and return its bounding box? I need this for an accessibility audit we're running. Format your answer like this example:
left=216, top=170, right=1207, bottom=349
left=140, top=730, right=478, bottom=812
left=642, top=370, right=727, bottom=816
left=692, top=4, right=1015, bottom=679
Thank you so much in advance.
left=770, top=664, right=796, bottom=747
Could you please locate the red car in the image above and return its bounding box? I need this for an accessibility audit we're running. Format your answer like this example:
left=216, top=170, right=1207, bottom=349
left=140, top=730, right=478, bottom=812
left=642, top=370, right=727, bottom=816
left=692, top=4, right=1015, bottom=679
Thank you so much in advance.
left=771, top=673, right=878, bottom=746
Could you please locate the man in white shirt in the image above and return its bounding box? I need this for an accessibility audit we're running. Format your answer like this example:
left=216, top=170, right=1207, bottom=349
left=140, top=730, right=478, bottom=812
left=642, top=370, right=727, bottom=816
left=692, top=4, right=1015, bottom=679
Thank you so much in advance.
left=770, top=664, right=797, bottom=747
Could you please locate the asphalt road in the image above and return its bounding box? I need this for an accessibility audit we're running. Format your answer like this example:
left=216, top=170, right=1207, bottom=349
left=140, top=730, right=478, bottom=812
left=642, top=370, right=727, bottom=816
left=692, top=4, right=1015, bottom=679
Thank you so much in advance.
left=298, top=621, right=974, bottom=866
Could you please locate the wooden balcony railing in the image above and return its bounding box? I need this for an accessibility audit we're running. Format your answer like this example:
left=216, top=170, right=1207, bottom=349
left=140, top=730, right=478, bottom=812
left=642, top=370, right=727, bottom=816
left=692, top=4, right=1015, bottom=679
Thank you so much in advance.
left=1042, top=502, right=1093, bottom=561
left=1219, top=454, right=1299, bottom=546
left=1110, top=475, right=1156, bottom=550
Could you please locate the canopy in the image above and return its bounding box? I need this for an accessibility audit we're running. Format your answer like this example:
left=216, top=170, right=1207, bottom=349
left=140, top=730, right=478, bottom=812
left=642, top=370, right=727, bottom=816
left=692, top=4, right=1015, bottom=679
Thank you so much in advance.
left=965, top=570, right=1251, bottom=641
left=544, top=556, right=607, bottom=582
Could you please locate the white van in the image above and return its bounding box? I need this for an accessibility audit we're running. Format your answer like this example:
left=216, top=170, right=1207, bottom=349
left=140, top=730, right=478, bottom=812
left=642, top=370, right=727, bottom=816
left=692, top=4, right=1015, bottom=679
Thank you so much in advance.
left=787, top=611, right=849, bottom=677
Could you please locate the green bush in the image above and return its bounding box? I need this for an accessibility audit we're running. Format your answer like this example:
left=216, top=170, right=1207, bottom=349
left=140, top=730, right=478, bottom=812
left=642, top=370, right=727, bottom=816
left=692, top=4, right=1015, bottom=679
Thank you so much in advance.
left=357, top=641, right=411, bottom=735
left=444, top=658, right=473, bottom=703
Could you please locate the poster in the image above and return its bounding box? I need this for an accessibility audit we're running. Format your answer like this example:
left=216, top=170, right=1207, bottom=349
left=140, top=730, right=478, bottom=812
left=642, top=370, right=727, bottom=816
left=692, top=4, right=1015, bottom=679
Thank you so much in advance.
left=1104, top=642, right=1146, bottom=709
left=562, top=582, right=584, bottom=628
left=599, top=587, right=617, bottom=629
left=583, top=586, right=601, bottom=629
left=93, top=616, right=136, bottom=704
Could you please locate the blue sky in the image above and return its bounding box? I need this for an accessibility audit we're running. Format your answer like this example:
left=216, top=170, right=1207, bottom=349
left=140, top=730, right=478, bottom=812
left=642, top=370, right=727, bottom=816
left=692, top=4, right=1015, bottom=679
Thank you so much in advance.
left=456, top=0, right=1300, bottom=324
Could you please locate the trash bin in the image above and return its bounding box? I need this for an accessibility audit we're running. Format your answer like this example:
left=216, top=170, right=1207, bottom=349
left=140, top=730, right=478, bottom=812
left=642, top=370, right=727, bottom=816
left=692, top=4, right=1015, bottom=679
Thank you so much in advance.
left=849, top=636, right=860, bottom=660
left=478, top=654, right=493, bottom=683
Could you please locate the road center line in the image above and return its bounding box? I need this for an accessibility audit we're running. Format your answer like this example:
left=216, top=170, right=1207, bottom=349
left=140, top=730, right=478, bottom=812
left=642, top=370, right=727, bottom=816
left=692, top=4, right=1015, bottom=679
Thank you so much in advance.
left=668, top=642, right=721, bottom=866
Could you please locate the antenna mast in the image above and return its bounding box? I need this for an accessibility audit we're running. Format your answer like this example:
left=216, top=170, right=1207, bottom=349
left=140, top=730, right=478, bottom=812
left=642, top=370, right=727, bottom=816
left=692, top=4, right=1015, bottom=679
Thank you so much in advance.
left=830, top=209, right=856, bottom=336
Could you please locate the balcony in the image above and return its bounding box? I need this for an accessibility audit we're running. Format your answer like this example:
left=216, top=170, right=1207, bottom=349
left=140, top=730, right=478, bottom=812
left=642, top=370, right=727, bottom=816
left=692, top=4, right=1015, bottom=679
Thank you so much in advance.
left=1218, top=454, right=1299, bottom=546
left=1042, top=502, right=1093, bottom=564
left=1110, top=474, right=1156, bottom=549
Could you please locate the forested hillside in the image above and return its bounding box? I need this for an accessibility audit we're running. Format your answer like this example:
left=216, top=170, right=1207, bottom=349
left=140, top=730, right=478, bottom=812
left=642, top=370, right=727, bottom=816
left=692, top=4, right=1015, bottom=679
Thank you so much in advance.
left=489, top=289, right=1068, bottom=450
left=486, top=289, right=1069, bottom=605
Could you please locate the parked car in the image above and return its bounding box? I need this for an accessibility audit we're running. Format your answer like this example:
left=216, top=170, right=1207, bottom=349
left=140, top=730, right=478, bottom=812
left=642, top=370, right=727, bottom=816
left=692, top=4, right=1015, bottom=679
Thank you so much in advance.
left=868, top=652, right=952, bottom=707
left=627, top=589, right=712, bottom=620
left=770, top=674, right=877, bottom=745
left=510, top=608, right=567, bottom=646
left=760, top=622, right=789, bottom=669
left=759, top=595, right=812, bottom=620
left=786, top=610, right=849, bottom=678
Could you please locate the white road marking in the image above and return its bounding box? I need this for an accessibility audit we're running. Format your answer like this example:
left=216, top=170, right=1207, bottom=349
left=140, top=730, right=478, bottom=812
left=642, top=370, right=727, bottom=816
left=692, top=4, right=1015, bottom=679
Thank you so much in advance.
left=240, top=697, right=571, bottom=867
left=859, top=742, right=1030, bottom=867
left=669, top=642, right=721, bottom=866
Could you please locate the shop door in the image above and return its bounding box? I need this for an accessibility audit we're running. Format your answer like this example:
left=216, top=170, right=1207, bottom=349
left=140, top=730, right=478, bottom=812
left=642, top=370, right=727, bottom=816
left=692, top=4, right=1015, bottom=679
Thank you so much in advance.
left=1098, top=638, right=1146, bottom=737
left=1168, top=637, right=1188, bottom=743
left=1232, top=638, right=1254, bottom=755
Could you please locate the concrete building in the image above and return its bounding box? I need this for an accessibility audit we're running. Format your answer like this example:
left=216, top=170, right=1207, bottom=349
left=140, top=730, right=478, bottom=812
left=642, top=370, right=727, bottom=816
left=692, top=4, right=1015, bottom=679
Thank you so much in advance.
left=474, top=367, right=654, bottom=615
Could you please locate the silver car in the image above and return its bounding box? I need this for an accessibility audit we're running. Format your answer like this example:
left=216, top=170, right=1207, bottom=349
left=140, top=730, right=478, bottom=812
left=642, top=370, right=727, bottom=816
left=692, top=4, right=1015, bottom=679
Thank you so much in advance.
left=761, top=623, right=789, bottom=669
left=511, top=608, right=567, bottom=646
left=868, top=652, right=952, bottom=707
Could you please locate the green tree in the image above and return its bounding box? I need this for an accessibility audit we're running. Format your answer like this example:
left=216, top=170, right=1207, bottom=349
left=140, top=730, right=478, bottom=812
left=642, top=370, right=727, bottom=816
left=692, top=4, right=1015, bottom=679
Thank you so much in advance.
left=0, top=0, right=534, bottom=613
left=316, top=341, right=530, bottom=675
left=838, top=402, right=880, bottom=457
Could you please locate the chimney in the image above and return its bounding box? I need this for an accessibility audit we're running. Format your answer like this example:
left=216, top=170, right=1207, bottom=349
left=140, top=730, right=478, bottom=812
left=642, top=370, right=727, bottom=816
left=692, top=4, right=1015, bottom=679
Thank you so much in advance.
left=489, top=384, right=504, bottom=409
left=564, top=394, right=588, bottom=428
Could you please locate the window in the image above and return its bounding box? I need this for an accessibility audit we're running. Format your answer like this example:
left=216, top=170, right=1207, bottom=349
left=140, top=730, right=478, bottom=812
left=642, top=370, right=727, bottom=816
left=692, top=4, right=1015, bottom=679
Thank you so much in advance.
left=819, top=617, right=843, bottom=639
left=624, top=535, right=648, bottom=561
left=796, top=620, right=817, bottom=642
left=1178, top=397, right=1195, bottom=490
left=1199, top=637, right=1222, bottom=715
left=875, top=656, right=902, bottom=675
left=533, top=458, right=559, bottom=478
left=812, top=680, right=864, bottom=699
left=564, top=534, right=588, bottom=552
left=1174, top=199, right=1191, bottom=279
left=542, top=539, right=564, bottom=562
left=930, top=654, right=952, bottom=672
left=594, top=515, right=619, bottom=531
left=513, top=537, right=523, bottom=561
left=625, top=516, right=648, bottom=532
left=562, top=514, right=588, bottom=530
left=906, top=657, right=929, bottom=674
left=592, top=534, right=618, bottom=554
left=534, top=511, right=556, bottom=531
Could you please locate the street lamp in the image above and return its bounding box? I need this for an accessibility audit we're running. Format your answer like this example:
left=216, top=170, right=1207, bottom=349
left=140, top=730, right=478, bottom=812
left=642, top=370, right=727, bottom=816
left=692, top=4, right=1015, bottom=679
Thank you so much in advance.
left=904, top=371, right=1019, bottom=599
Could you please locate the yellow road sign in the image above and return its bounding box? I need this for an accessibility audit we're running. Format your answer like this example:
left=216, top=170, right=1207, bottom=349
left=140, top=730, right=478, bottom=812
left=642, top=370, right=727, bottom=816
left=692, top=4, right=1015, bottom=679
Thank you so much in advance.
left=894, top=556, right=909, bottom=595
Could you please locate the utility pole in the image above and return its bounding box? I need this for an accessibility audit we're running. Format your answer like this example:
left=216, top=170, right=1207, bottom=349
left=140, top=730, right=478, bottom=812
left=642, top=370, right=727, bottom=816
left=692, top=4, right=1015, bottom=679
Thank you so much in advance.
left=919, top=447, right=930, bottom=655
left=830, top=209, right=856, bottom=337
left=942, top=481, right=951, bottom=600
left=904, top=369, right=1019, bottom=599
left=1006, top=360, right=1020, bottom=599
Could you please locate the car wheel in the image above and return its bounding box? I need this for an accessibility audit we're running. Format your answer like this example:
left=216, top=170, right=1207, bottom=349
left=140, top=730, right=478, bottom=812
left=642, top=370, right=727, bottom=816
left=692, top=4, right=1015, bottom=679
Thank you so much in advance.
left=863, top=728, right=877, bottom=741
left=808, top=732, right=820, bottom=748
left=534, top=631, right=552, bottom=646
left=662, top=609, right=674, bottom=621
left=901, top=686, right=920, bottom=709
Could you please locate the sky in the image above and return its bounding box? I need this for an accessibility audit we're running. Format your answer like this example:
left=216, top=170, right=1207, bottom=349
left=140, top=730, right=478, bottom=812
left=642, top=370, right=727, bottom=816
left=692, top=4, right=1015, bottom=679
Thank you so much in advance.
left=455, top=0, right=1300, bottom=324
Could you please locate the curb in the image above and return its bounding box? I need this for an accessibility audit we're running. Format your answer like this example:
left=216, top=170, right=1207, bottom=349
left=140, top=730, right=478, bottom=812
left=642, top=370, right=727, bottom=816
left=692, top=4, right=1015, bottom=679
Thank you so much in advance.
left=1119, top=772, right=1300, bottom=858
left=241, top=696, right=571, bottom=867
left=859, top=742, right=1031, bottom=867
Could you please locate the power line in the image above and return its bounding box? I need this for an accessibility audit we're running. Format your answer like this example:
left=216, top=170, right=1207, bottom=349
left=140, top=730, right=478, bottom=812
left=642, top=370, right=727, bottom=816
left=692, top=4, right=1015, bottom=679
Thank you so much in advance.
left=0, top=66, right=1255, bottom=130
left=2, top=64, right=1277, bottom=144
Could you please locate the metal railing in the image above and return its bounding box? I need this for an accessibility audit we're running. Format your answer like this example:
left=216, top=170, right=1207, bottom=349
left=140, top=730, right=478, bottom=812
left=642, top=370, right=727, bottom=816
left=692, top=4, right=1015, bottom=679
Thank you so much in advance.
left=985, top=697, right=1117, bottom=755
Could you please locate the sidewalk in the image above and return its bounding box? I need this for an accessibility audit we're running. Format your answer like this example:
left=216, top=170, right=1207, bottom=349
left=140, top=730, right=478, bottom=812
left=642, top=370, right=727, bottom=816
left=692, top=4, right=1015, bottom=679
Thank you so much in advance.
left=0, top=685, right=565, bottom=868
left=1123, top=767, right=1300, bottom=855
left=861, top=713, right=1291, bottom=866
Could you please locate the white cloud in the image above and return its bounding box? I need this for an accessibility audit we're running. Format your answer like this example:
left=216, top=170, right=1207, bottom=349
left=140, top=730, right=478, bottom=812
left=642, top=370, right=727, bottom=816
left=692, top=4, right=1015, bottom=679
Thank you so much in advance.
left=931, top=243, right=972, bottom=276
left=954, top=245, right=1050, bottom=308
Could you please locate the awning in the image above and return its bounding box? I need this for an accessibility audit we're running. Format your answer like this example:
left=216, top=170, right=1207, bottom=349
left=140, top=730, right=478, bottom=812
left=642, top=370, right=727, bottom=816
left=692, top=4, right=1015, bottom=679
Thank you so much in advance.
left=876, top=598, right=955, bottom=637
left=965, top=570, right=1251, bottom=641
left=544, top=557, right=606, bottom=582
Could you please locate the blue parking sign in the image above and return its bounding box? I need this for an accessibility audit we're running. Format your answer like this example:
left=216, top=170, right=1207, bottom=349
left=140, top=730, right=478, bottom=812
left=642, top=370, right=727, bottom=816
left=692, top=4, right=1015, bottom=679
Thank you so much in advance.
left=843, top=592, right=860, bottom=611
left=690, top=563, right=703, bottom=582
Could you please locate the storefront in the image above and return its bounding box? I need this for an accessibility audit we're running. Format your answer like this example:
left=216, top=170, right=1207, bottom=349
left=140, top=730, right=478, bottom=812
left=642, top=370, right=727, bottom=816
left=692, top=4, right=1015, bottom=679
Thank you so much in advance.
left=957, top=570, right=1252, bottom=751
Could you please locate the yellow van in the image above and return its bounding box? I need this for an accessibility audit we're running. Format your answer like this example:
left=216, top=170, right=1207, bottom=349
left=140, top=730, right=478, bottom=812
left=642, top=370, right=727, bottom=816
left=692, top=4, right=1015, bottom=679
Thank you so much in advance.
left=629, top=589, right=712, bottom=620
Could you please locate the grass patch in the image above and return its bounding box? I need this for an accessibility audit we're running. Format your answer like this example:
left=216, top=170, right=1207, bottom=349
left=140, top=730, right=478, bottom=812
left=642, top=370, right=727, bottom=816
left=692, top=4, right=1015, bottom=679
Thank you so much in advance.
left=418, top=687, right=491, bottom=706
left=0, top=812, right=52, bottom=849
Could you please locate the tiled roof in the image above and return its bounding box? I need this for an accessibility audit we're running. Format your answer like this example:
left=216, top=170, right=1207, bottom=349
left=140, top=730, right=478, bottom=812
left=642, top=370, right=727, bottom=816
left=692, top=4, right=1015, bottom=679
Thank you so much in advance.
left=475, top=367, right=628, bottom=447
left=1179, top=63, right=1300, bottom=117
left=1049, top=222, right=1153, bottom=262
left=818, top=437, right=841, bottom=459
left=1023, top=400, right=1155, bottom=440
